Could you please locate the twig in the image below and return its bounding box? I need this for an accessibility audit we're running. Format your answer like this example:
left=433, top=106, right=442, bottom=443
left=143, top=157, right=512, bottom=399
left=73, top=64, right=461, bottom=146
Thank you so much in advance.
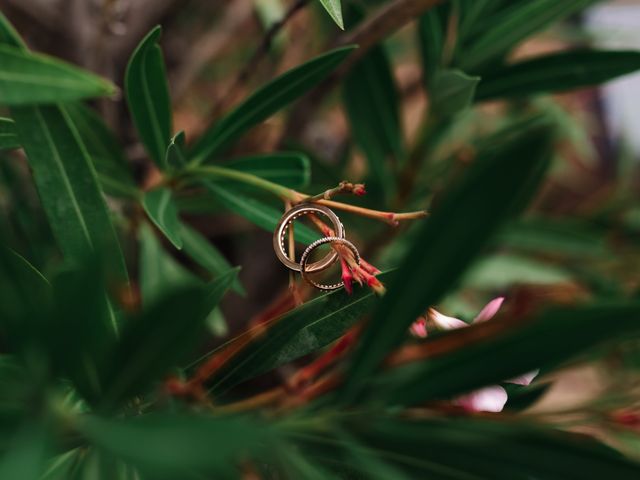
left=285, top=200, right=304, bottom=306
left=294, top=194, right=428, bottom=225
left=214, top=386, right=286, bottom=413
left=185, top=165, right=427, bottom=225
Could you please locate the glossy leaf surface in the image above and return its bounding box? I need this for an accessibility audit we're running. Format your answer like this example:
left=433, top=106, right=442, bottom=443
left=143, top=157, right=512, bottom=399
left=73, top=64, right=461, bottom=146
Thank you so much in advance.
left=125, top=26, right=172, bottom=167
left=0, top=44, right=116, bottom=105
left=190, top=46, right=355, bottom=163
left=142, top=188, right=183, bottom=249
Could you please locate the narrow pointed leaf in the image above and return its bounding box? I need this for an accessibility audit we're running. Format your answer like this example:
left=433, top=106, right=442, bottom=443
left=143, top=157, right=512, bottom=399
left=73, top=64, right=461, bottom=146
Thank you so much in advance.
left=45, top=261, right=116, bottom=405
left=0, top=424, right=50, bottom=480
left=344, top=45, right=402, bottom=203
left=225, top=152, right=311, bottom=189
left=203, top=181, right=320, bottom=245
left=0, top=43, right=116, bottom=105
left=476, top=50, right=640, bottom=101
left=65, top=103, right=137, bottom=198
left=138, top=223, right=193, bottom=306
left=341, top=117, right=554, bottom=402
left=165, top=131, right=186, bottom=170
left=417, top=7, right=447, bottom=87
left=0, top=117, right=19, bottom=150
left=125, top=26, right=172, bottom=167
left=190, top=46, right=355, bottom=163
left=138, top=223, right=234, bottom=342
left=353, top=416, right=640, bottom=479
left=0, top=246, right=50, bottom=341
left=431, top=69, right=480, bottom=117
left=319, top=0, right=344, bottom=29
left=11, top=105, right=128, bottom=280
left=461, top=0, right=598, bottom=72
left=101, top=268, right=238, bottom=409
left=80, top=413, right=275, bottom=478
left=3, top=19, right=126, bottom=280
left=458, top=0, right=496, bottom=39
left=0, top=12, right=26, bottom=48
left=180, top=222, right=246, bottom=295
left=207, top=274, right=389, bottom=393
left=142, top=187, right=183, bottom=249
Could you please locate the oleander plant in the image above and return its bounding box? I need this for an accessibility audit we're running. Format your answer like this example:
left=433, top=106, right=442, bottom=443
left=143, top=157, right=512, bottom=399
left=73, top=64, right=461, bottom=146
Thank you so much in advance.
left=3, top=0, right=640, bottom=478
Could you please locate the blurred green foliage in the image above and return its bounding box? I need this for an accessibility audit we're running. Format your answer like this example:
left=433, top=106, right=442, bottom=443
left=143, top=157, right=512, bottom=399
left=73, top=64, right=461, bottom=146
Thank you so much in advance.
left=2, top=0, right=640, bottom=477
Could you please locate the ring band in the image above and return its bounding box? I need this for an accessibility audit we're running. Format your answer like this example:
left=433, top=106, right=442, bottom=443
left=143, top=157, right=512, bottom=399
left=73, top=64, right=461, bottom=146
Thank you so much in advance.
left=300, top=236, right=360, bottom=291
left=273, top=203, right=345, bottom=272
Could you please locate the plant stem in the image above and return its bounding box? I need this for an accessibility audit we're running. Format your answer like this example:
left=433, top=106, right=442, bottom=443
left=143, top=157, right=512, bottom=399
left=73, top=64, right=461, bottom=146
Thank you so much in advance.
left=185, top=165, right=298, bottom=200
left=185, top=166, right=427, bottom=225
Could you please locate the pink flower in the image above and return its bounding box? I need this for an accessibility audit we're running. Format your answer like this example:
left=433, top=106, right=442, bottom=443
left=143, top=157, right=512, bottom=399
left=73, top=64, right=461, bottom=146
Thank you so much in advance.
left=340, top=248, right=386, bottom=295
left=410, top=297, right=539, bottom=412
left=455, top=386, right=509, bottom=413
left=339, top=257, right=354, bottom=295
left=409, top=317, right=427, bottom=338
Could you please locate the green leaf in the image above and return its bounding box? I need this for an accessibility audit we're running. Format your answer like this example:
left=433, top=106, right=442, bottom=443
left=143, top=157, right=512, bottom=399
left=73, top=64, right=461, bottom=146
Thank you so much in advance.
left=180, top=222, right=246, bottom=295
left=341, top=116, right=554, bottom=402
left=0, top=43, right=116, bottom=105
left=45, top=449, right=135, bottom=480
left=458, top=0, right=497, bottom=39
left=64, top=103, right=137, bottom=199
left=417, top=5, right=450, bottom=87
left=344, top=45, right=402, bottom=203
left=0, top=117, right=19, bottom=150
left=138, top=223, right=194, bottom=306
left=0, top=246, right=50, bottom=349
left=38, top=450, right=83, bottom=480
left=0, top=12, right=26, bottom=48
left=203, top=181, right=320, bottom=245
left=125, top=26, right=172, bottom=167
left=11, top=105, right=128, bottom=281
left=498, top=217, right=608, bottom=258
left=0, top=424, right=50, bottom=480
left=206, top=274, right=388, bottom=393
left=430, top=69, right=480, bottom=118
left=352, top=415, right=640, bottom=479
left=5, top=246, right=49, bottom=290
left=190, top=46, right=355, bottom=163
left=80, top=413, right=276, bottom=478
left=476, top=49, right=640, bottom=101
left=101, top=269, right=238, bottom=409
left=142, top=187, right=183, bottom=249
left=318, top=0, right=344, bottom=30
left=463, top=253, right=573, bottom=289
left=45, top=261, right=116, bottom=405
left=384, top=302, right=640, bottom=407
left=225, top=152, right=311, bottom=189
left=460, top=0, right=598, bottom=72
left=165, top=131, right=186, bottom=170
left=138, top=223, right=234, bottom=344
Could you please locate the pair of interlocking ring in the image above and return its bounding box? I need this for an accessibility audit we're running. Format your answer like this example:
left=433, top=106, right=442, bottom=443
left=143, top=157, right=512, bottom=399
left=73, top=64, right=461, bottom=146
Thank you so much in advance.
left=272, top=203, right=360, bottom=291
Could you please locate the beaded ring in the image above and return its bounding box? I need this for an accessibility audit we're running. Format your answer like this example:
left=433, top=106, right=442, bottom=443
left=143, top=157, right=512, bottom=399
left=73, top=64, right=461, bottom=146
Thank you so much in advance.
left=272, top=203, right=345, bottom=273
left=299, top=236, right=360, bottom=291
